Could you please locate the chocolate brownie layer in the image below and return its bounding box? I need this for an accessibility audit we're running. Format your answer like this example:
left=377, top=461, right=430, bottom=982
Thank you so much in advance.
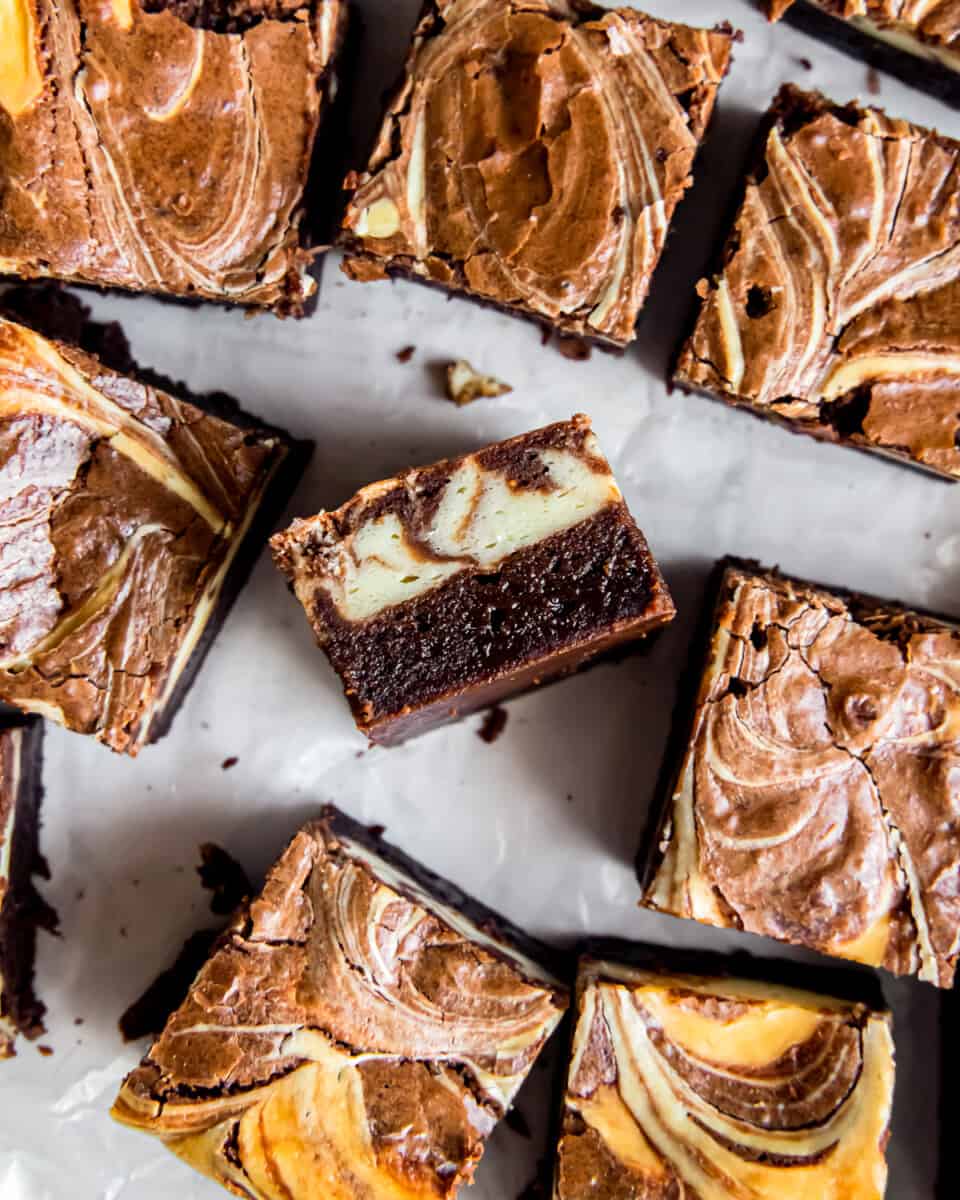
left=0, top=716, right=46, bottom=1058
left=674, top=85, right=960, bottom=482
left=271, top=416, right=675, bottom=744
left=112, top=805, right=568, bottom=1198
left=0, top=310, right=310, bottom=754
left=0, top=0, right=347, bottom=314
left=554, top=953, right=894, bottom=1200
left=642, top=558, right=960, bottom=987
left=769, top=2, right=960, bottom=104
left=340, top=0, right=735, bottom=349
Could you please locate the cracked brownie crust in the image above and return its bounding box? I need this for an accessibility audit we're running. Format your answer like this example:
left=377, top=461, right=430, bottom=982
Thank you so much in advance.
left=0, top=0, right=347, bottom=314
left=0, top=715, right=46, bottom=1059
left=0, top=313, right=305, bottom=754
left=674, top=85, right=960, bottom=481
left=271, top=416, right=675, bottom=744
left=554, top=955, right=894, bottom=1200
left=641, top=559, right=960, bottom=987
left=111, top=805, right=568, bottom=1199
left=339, top=0, right=735, bottom=349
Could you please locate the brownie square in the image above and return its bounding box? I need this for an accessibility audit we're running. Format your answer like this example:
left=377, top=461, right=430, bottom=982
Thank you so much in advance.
left=674, top=84, right=960, bottom=482
left=112, top=805, right=569, bottom=1197
left=0, top=0, right=348, bottom=315
left=271, top=415, right=675, bottom=744
left=640, top=558, right=960, bottom=987
left=0, top=715, right=46, bottom=1058
left=768, top=2, right=960, bottom=107
left=554, top=952, right=894, bottom=1199
left=340, top=1, right=736, bottom=349
left=0, top=310, right=310, bottom=754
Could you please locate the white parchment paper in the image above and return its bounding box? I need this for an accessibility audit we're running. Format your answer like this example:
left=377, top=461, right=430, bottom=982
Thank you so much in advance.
left=0, top=1, right=955, bottom=1195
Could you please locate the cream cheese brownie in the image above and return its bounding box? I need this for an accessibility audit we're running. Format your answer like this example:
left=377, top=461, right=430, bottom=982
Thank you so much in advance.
left=0, top=311, right=309, bottom=754
left=0, top=0, right=348, bottom=315
left=271, top=415, right=675, bottom=744
left=340, top=0, right=736, bottom=350
left=674, top=85, right=960, bottom=482
left=112, top=805, right=569, bottom=1199
left=0, top=715, right=46, bottom=1059
left=768, top=3, right=960, bottom=105
left=554, top=953, right=895, bottom=1200
left=641, top=559, right=960, bottom=987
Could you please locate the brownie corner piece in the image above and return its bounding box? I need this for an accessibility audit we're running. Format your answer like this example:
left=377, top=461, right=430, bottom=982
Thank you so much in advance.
left=271, top=414, right=675, bottom=744
left=554, top=951, right=894, bottom=1199
left=339, top=0, right=736, bottom=348
left=0, top=312, right=309, bottom=755
left=0, top=714, right=46, bottom=1059
left=640, top=556, right=960, bottom=987
left=673, top=83, right=960, bottom=481
left=0, top=0, right=349, bottom=314
left=111, top=804, right=568, bottom=1196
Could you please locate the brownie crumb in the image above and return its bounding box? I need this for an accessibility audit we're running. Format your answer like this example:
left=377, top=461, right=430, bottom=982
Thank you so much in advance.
left=867, top=67, right=881, bottom=95
left=504, top=1105, right=532, bottom=1138
left=37, top=1044, right=53, bottom=1057
left=794, top=55, right=812, bottom=70
left=119, top=930, right=218, bottom=1042
left=221, top=755, right=239, bottom=770
left=197, top=843, right=252, bottom=916
left=556, top=336, right=591, bottom=362
left=478, top=706, right=509, bottom=744
left=74, top=1018, right=84, bottom=1026
left=395, top=345, right=416, bottom=363
left=446, top=359, right=512, bottom=406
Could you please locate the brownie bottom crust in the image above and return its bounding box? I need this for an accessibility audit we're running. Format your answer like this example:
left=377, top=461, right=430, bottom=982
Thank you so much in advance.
left=0, top=719, right=48, bottom=1057
left=321, top=506, right=674, bottom=744
left=775, top=2, right=960, bottom=108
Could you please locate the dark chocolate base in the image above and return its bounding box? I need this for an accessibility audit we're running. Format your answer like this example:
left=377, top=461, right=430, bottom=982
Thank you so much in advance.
left=320, top=507, right=673, bottom=745
left=339, top=247, right=627, bottom=356
left=0, top=285, right=314, bottom=752
left=0, top=717, right=49, bottom=1055
left=576, top=935, right=887, bottom=1009
left=673, top=378, right=959, bottom=485
left=776, top=1, right=960, bottom=109
left=635, top=555, right=960, bottom=895
left=321, top=804, right=572, bottom=985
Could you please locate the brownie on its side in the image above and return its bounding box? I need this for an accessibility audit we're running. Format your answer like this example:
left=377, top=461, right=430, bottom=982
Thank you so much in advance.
left=0, top=716, right=46, bottom=1059
left=340, top=1, right=736, bottom=350
left=674, top=85, right=960, bottom=482
left=641, top=558, right=960, bottom=987
left=271, top=415, right=675, bottom=744
left=0, top=313, right=310, bottom=755
left=555, top=952, right=894, bottom=1199
left=112, top=805, right=569, bottom=1198
left=0, top=0, right=348, bottom=315
left=768, top=2, right=960, bottom=106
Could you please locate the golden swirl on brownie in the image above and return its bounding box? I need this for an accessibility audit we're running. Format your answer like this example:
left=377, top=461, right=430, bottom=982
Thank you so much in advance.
left=555, top=960, right=894, bottom=1200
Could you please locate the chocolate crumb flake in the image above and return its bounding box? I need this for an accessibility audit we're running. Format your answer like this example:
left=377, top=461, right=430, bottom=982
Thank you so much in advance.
left=198, top=843, right=252, bottom=916
left=37, top=1044, right=53, bottom=1057
left=446, top=359, right=512, bottom=406
left=478, top=706, right=509, bottom=744
left=556, top=336, right=591, bottom=362
left=396, top=345, right=416, bottom=363
left=221, top=755, right=239, bottom=770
